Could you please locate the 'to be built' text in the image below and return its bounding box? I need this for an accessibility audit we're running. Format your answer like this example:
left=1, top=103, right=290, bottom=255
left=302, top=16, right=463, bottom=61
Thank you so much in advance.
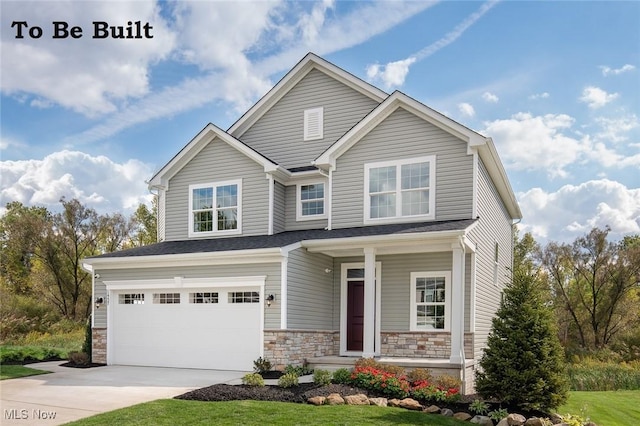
left=11, top=21, right=154, bottom=39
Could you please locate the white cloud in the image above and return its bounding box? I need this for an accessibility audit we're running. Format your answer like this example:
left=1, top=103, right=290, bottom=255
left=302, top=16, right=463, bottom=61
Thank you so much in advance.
left=518, top=180, right=640, bottom=244
left=1, top=1, right=176, bottom=117
left=458, top=102, right=475, bottom=117
left=0, top=151, right=153, bottom=214
left=482, top=91, right=499, bottom=103
left=366, top=57, right=416, bottom=89
left=528, top=92, right=550, bottom=100
left=579, top=86, right=619, bottom=109
left=595, top=114, right=639, bottom=143
left=483, top=113, right=586, bottom=178
left=600, top=64, right=636, bottom=76
left=366, top=0, right=498, bottom=88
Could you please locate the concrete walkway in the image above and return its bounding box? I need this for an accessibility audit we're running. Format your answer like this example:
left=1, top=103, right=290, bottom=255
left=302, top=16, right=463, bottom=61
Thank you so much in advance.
left=0, top=361, right=246, bottom=425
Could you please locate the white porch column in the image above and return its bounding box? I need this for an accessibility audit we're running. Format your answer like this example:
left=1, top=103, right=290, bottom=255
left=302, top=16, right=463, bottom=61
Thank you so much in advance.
left=450, top=242, right=465, bottom=364
left=363, top=247, right=377, bottom=358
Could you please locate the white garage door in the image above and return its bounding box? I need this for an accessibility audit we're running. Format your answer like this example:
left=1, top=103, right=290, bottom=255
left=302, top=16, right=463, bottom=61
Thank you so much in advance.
left=110, top=286, right=262, bottom=371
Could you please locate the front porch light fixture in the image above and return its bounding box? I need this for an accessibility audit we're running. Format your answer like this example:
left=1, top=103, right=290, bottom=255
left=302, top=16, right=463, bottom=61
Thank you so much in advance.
left=266, top=294, right=275, bottom=307
left=95, top=297, right=104, bottom=309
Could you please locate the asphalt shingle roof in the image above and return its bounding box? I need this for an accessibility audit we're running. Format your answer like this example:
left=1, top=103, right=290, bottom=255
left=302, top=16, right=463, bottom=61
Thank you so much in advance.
left=90, top=218, right=477, bottom=259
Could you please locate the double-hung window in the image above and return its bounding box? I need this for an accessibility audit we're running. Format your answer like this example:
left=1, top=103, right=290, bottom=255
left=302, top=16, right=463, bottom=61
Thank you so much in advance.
left=189, top=180, right=241, bottom=237
left=364, top=156, right=435, bottom=223
left=410, top=271, right=451, bottom=331
left=296, top=182, right=326, bottom=220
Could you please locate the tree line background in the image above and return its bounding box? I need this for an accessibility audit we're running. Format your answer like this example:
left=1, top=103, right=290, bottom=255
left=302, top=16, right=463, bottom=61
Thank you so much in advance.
left=1, top=197, right=639, bottom=360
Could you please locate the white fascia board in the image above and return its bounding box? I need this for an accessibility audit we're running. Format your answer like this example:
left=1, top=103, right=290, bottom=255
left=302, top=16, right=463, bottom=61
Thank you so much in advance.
left=479, top=138, right=522, bottom=220
left=229, top=53, right=387, bottom=138
left=148, top=123, right=279, bottom=190
left=302, top=228, right=470, bottom=253
left=314, top=91, right=485, bottom=169
left=104, top=276, right=267, bottom=291
left=84, top=247, right=283, bottom=270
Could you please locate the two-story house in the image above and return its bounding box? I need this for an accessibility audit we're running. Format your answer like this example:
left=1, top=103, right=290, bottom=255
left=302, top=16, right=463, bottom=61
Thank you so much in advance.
left=83, top=53, right=521, bottom=393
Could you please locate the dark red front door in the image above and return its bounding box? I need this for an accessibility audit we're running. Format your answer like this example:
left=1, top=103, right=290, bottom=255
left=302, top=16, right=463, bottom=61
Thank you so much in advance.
left=346, top=280, right=364, bottom=351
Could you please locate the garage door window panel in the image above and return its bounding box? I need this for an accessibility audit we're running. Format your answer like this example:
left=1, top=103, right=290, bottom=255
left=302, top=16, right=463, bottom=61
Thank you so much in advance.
left=229, top=291, right=260, bottom=303
left=190, top=292, right=219, bottom=303
left=119, top=293, right=144, bottom=304
left=153, top=293, right=181, bottom=304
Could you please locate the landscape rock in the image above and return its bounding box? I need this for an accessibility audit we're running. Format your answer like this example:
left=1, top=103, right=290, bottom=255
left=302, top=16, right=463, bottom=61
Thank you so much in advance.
left=325, top=393, right=345, bottom=405
left=398, top=398, right=423, bottom=411
left=454, top=412, right=473, bottom=421
left=344, top=394, right=369, bottom=405
left=368, top=397, right=388, bottom=407
left=585, top=423, right=598, bottom=426
left=496, top=419, right=509, bottom=426
left=388, top=398, right=401, bottom=407
left=549, top=414, right=563, bottom=424
left=441, top=408, right=454, bottom=417
left=423, top=405, right=441, bottom=414
left=307, top=396, right=326, bottom=406
left=524, top=418, right=546, bottom=426
left=471, top=415, right=494, bottom=426
left=507, top=413, right=527, bottom=425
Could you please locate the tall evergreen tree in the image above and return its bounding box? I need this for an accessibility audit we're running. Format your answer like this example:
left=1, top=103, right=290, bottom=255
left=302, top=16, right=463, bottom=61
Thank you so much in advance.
left=475, top=270, right=569, bottom=411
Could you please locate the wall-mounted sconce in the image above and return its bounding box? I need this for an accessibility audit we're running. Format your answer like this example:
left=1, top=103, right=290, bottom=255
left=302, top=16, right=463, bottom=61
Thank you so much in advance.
left=266, top=294, right=275, bottom=307
left=95, top=297, right=104, bottom=309
left=94, top=273, right=101, bottom=279
left=324, top=268, right=332, bottom=274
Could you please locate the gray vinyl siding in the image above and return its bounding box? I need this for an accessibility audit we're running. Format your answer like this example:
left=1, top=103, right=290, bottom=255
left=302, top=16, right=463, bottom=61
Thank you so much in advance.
left=332, top=252, right=456, bottom=332
left=286, top=248, right=334, bottom=329
left=284, top=184, right=328, bottom=231
left=164, top=137, right=269, bottom=241
left=239, top=68, right=379, bottom=169
left=93, top=262, right=281, bottom=329
left=273, top=181, right=286, bottom=234
left=467, top=157, right=513, bottom=359
left=332, top=107, right=474, bottom=229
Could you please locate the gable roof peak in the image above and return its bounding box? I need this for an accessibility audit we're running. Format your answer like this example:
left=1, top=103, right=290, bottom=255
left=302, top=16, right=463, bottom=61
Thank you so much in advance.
left=227, top=52, right=388, bottom=138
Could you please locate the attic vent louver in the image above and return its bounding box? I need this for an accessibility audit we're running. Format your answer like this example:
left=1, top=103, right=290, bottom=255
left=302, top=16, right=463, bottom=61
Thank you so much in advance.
left=304, top=107, right=323, bottom=141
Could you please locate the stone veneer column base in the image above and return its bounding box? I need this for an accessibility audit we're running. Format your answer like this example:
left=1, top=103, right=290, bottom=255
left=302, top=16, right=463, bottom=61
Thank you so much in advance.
left=263, top=330, right=339, bottom=370
left=92, top=328, right=107, bottom=364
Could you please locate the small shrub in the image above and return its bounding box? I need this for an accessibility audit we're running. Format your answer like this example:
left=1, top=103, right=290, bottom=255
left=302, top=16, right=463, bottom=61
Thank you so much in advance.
left=241, top=373, right=265, bottom=386
left=410, top=379, right=460, bottom=403
left=278, top=372, right=299, bottom=388
left=81, top=316, right=92, bottom=363
left=488, top=408, right=509, bottom=422
left=381, top=364, right=405, bottom=377
left=68, top=351, right=90, bottom=366
left=350, top=366, right=410, bottom=399
left=354, top=357, right=380, bottom=369
left=332, top=368, right=352, bottom=384
left=433, top=374, right=462, bottom=391
left=559, top=413, right=588, bottom=426
left=312, top=369, right=332, bottom=385
left=469, top=399, right=490, bottom=415
left=407, top=368, right=432, bottom=383
left=284, top=364, right=313, bottom=377
left=253, top=357, right=272, bottom=373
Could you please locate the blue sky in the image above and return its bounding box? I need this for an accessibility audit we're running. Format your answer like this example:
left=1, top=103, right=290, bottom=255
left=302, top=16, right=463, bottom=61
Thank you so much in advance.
left=1, top=0, right=639, bottom=244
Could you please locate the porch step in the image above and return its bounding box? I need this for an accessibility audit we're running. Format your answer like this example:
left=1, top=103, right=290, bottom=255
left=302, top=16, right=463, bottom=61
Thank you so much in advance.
left=307, top=356, right=357, bottom=372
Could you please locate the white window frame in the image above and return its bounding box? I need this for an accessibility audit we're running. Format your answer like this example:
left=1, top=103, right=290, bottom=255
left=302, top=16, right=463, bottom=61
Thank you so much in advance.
left=188, top=179, right=242, bottom=237
left=304, top=107, right=324, bottom=141
left=410, top=271, right=451, bottom=332
left=364, top=156, right=436, bottom=224
left=296, top=182, right=327, bottom=221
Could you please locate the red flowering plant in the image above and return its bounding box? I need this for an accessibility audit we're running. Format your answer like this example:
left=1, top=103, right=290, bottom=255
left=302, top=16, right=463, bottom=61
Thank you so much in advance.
left=350, top=366, right=410, bottom=399
left=410, top=379, right=461, bottom=403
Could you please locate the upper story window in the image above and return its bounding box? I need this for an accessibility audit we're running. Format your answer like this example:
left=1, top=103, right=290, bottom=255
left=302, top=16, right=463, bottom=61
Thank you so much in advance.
left=304, top=107, right=323, bottom=141
left=188, top=180, right=242, bottom=237
left=364, top=156, right=435, bottom=223
left=296, top=182, right=327, bottom=221
left=410, top=271, right=451, bottom=331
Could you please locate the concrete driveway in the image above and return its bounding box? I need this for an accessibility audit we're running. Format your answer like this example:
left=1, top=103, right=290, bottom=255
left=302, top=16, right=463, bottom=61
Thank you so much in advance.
left=0, top=361, right=246, bottom=425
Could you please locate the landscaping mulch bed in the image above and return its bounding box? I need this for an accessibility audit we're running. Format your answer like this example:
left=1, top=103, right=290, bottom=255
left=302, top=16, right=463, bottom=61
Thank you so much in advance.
left=176, top=383, right=370, bottom=404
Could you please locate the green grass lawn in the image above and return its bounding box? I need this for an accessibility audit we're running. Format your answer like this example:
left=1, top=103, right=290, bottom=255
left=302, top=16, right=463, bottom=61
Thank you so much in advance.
left=559, top=390, right=640, bottom=426
left=66, top=399, right=468, bottom=426
left=0, top=364, right=51, bottom=380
